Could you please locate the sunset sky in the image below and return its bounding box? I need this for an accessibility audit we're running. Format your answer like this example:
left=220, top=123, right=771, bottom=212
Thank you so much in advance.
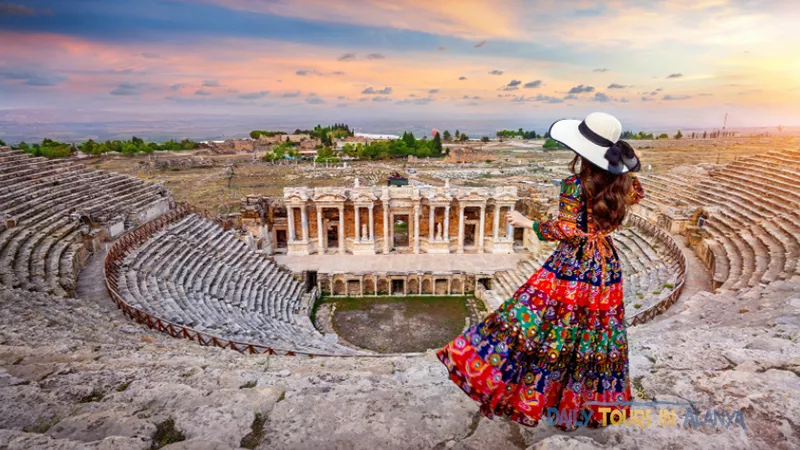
left=1, top=0, right=799, bottom=134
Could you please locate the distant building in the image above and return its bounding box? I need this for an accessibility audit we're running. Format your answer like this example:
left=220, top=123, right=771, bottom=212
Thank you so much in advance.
left=298, top=150, right=318, bottom=158
left=299, top=140, right=318, bottom=150
left=355, top=132, right=400, bottom=140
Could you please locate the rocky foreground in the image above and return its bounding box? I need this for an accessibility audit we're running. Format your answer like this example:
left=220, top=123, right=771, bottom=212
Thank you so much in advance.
left=0, top=279, right=798, bottom=449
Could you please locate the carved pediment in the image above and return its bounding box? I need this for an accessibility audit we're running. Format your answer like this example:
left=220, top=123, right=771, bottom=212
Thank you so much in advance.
left=494, top=192, right=519, bottom=202
left=427, top=192, right=452, bottom=202
left=285, top=194, right=308, bottom=203
left=314, top=193, right=347, bottom=202
left=456, top=192, right=488, bottom=202
left=352, top=191, right=378, bottom=202
left=283, top=187, right=310, bottom=202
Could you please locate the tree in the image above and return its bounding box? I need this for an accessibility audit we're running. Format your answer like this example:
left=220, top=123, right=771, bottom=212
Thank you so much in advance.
left=702, top=131, right=707, bottom=139
left=481, top=136, right=490, bottom=143
left=432, top=132, right=443, bottom=156
left=0, top=139, right=5, bottom=146
left=249, top=130, right=262, bottom=139
left=402, top=131, right=416, bottom=149
left=455, top=130, right=461, bottom=139
left=443, top=130, right=452, bottom=142
left=657, top=133, right=669, bottom=140
left=459, top=133, right=469, bottom=142
left=316, top=146, right=337, bottom=162
left=674, top=130, right=683, bottom=140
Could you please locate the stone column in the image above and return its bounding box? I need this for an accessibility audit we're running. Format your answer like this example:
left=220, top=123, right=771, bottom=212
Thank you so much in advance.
left=478, top=204, right=485, bottom=253
left=493, top=206, right=500, bottom=240
left=287, top=206, right=296, bottom=242
left=444, top=205, right=450, bottom=242
left=383, top=203, right=390, bottom=253
left=413, top=203, right=420, bottom=254
left=354, top=205, right=361, bottom=241
left=338, top=205, right=345, bottom=254
left=506, top=207, right=514, bottom=240
left=429, top=206, right=435, bottom=241
left=368, top=205, right=375, bottom=241
left=316, top=207, right=324, bottom=254
left=457, top=205, right=465, bottom=254
left=300, top=205, right=309, bottom=241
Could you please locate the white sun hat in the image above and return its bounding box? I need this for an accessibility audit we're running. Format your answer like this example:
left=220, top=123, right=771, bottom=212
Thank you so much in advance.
left=548, top=112, right=641, bottom=175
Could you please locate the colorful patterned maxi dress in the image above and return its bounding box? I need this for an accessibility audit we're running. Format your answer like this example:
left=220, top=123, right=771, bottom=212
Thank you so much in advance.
left=437, top=174, right=645, bottom=429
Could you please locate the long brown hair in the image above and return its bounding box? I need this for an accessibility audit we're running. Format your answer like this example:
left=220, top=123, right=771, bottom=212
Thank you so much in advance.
left=569, top=155, right=634, bottom=232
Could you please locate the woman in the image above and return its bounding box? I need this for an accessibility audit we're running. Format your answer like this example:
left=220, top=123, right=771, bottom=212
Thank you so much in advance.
left=437, top=112, right=645, bottom=430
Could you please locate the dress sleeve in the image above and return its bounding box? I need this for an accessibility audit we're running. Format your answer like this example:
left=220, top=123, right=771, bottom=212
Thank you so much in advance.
left=532, top=177, right=581, bottom=242
left=629, top=175, right=645, bottom=205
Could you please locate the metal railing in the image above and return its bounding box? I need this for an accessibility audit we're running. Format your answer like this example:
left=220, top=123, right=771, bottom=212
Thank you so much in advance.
left=625, top=214, right=688, bottom=326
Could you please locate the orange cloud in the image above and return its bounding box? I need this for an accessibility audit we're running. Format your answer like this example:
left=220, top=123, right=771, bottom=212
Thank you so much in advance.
left=195, top=0, right=524, bottom=40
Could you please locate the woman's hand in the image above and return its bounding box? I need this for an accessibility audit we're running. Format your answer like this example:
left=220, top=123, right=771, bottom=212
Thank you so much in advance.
left=505, top=210, right=534, bottom=230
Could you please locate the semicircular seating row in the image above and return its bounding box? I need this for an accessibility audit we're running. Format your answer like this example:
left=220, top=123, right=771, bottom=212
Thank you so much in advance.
left=637, top=148, right=800, bottom=292
left=0, top=149, right=171, bottom=296
left=484, top=224, right=684, bottom=318
left=116, top=213, right=365, bottom=355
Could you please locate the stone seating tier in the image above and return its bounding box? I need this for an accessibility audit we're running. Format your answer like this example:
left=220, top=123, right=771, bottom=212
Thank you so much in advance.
left=637, top=148, right=800, bottom=292
left=0, top=148, right=171, bottom=296
left=118, top=213, right=363, bottom=355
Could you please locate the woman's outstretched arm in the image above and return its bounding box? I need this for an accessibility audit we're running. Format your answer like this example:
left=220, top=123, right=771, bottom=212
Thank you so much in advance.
left=505, top=209, right=580, bottom=242
left=506, top=177, right=581, bottom=242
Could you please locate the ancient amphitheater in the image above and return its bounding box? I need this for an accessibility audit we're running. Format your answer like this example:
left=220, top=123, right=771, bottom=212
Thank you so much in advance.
left=0, top=145, right=798, bottom=449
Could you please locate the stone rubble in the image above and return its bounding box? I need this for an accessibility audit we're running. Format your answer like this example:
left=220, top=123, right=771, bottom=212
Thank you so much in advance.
left=0, top=277, right=797, bottom=449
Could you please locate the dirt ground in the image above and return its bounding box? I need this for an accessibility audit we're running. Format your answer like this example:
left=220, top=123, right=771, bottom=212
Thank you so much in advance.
left=323, top=296, right=472, bottom=353
left=85, top=136, right=797, bottom=213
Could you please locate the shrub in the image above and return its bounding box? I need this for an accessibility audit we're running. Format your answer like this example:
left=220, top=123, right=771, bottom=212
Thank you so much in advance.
left=151, top=418, right=185, bottom=449
left=542, top=138, right=560, bottom=149
left=79, top=387, right=105, bottom=403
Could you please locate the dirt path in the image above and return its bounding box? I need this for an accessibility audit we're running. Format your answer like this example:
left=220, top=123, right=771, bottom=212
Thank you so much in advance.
left=649, top=233, right=713, bottom=324
left=75, top=245, right=126, bottom=321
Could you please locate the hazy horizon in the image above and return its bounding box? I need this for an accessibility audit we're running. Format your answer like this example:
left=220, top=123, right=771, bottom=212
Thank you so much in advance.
left=0, top=107, right=793, bottom=144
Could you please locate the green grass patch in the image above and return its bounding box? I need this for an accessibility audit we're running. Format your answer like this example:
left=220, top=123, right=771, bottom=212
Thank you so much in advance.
left=151, top=418, right=185, bottom=449
left=319, top=295, right=471, bottom=353
left=23, top=416, right=60, bottom=434
left=115, top=381, right=132, bottom=392
left=79, top=388, right=105, bottom=403
left=632, top=375, right=649, bottom=400
left=240, top=413, right=267, bottom=449
left=662, top=283, right=675, bottom=289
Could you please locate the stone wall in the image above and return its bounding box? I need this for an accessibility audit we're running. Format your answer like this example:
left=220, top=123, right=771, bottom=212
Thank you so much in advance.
left=444, top=147, right=495, bottom=163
